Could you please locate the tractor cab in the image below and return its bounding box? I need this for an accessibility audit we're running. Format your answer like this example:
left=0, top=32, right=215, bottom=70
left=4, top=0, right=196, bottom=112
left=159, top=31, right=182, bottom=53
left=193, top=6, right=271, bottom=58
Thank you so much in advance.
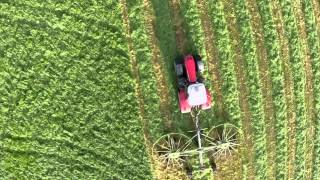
left=175, top=54, right=212, bottom=113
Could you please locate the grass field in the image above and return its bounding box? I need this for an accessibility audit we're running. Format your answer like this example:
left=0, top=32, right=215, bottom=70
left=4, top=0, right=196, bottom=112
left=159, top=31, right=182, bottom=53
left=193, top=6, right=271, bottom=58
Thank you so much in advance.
left=1, top=0, right=320, bottom=179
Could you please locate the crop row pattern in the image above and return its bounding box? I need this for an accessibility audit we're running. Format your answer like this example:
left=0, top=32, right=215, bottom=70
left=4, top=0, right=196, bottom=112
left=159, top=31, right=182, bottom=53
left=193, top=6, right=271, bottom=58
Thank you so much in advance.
left=300, top=0, right=320, bottom=179
left=256, top=1, right=288, bottom=179
left=233, top=0, right=269, bottom=179
left=207, top=0, right=241, bottom=125
left=279, top=0, right=308, bottom=179
left=124, top=0, right=164, bottom=141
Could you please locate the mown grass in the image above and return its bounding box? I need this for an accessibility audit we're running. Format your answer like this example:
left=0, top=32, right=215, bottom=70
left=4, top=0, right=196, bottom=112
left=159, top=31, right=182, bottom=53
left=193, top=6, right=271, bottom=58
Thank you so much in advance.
left=0, top=1, right=152, bottom=179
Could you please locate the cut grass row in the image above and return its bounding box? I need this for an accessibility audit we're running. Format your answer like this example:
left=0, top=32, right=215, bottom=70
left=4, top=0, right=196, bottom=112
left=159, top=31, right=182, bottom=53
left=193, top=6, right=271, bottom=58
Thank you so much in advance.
left=270, top=1, right=297, bottom=179
left=256, top=1, right=289, bottom=179
left=196, top=0, right=225, bottom=121
left=278, top=0, right=308, bottom=179
left=206, top=0, right=241, bottom=126
left=121, top=0, right=165, bottom=141
left=232, top=0, right=271, bottom=179
left=206, top=1, right=246, bottom=178
left=300, top=0, right=320, bottom=179
left=235, top=1, right=275, bottom=177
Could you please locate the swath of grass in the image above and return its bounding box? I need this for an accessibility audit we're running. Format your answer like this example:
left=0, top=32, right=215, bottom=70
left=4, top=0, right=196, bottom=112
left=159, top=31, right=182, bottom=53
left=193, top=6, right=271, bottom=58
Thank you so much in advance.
left=284, top=0, right=315, bottom=179
left=298, top=0, right=320, bottom=179
left=255, top=1, right=289, bottom=179
left=274, top=1, right=299, bottom=179
left=206, top=1, right=246, bottom=178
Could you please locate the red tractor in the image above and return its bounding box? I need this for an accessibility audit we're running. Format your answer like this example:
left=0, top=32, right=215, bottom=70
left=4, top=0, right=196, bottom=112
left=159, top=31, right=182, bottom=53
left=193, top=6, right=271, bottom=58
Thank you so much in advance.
left=152, top=55, right=240, bottom=179
left=175, top=54, right=212, bottom=113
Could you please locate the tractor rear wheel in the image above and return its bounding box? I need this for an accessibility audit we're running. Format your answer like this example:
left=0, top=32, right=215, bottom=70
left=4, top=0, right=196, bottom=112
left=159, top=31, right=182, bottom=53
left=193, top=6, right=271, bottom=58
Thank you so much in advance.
left=175, top=63, right=184, bottom=76
left=193, top=54, right=204, bottom=73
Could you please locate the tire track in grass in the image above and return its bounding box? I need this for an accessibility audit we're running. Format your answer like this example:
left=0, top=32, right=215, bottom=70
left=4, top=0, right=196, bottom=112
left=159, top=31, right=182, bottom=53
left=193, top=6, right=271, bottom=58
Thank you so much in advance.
left=168, top=0, right=191, bottom=55
left=298, top=1, right=320, bottom=179
left=287, top=1, right=316, bottom=179
left=274, top=1, right=299, bottom=179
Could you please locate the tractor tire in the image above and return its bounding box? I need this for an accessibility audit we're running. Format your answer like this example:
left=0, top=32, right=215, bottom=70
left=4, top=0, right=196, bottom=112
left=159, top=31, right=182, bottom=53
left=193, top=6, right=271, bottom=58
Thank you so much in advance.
left=178, top=77, right=187, bottom=88
left=196, top=60, right=204, bottom=73
left=193, top=54, right=204, bottom=73
left=175, top=63, right=184, bottom=76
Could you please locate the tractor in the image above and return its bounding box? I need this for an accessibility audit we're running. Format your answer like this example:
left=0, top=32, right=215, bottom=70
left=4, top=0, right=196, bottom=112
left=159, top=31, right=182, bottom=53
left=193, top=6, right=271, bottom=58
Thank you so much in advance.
left=152, top=54, right=241, bottom=179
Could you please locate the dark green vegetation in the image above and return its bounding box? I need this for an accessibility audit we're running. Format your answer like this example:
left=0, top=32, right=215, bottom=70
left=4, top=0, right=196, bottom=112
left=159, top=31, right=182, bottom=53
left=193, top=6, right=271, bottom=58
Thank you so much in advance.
left=0, top=1, right=152, bottom=179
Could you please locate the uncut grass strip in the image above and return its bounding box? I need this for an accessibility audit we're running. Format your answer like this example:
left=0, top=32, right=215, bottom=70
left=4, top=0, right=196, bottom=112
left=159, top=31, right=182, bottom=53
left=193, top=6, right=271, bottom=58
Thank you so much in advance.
left=233, top=0, right=274, bottom=179
left=121, top=0, right=166, bottom=142
left=299, top=0, right=320, bottom=179
left=0, top=1, right=153, bottom=178
left=0, top=138, right=106, bottom=171
left=255, top=1, right=289, bottom=179
left=281, top=1, right=315, bottom=179
left=0, top=147, right=102, bottom=174
left=0, top=0, right=117, bottom=31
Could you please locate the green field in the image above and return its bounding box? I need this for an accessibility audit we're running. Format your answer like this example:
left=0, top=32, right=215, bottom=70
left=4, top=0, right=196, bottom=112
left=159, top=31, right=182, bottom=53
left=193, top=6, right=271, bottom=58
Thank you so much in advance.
left=1, top=0, right=320, bottom=179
